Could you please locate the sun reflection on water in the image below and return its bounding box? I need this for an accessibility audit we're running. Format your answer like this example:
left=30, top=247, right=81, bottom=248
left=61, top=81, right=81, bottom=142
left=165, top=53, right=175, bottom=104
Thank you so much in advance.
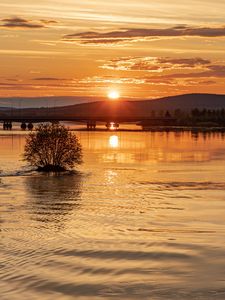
left=109, top=135, right=119, bottom=148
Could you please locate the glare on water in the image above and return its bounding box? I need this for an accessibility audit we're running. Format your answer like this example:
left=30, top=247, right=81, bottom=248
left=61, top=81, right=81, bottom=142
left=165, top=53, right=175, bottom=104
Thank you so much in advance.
left=109, top=135, right=119, bottom=148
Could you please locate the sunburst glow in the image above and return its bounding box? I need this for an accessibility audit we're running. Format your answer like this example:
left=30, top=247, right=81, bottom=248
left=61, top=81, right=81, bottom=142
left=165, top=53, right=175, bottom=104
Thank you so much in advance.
left=108, top=90, right=120, bottom=100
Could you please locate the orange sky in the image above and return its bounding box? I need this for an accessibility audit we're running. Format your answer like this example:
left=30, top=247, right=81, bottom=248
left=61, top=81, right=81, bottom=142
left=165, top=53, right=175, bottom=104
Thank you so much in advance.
left=1, top=0, right=225, bottom=99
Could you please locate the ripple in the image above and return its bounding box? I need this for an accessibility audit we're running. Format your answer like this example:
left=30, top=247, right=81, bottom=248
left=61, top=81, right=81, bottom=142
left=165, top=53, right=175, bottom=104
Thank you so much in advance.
left=0, top=169, right=35, bottom=178
left=137, top=181, right=225, bottom=190
left=54, top=248, right=192, bottom=261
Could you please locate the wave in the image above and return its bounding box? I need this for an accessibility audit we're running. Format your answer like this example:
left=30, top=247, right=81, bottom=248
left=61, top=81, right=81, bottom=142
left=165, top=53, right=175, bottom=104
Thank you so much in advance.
left=137, top=181, right=225, bottom=190
left=54, top=248, right=192, bottom=261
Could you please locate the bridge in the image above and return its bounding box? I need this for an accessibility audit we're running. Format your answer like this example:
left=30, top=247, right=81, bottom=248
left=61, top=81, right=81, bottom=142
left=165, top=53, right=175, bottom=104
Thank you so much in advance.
left=0, top=114, right=176, bottom=130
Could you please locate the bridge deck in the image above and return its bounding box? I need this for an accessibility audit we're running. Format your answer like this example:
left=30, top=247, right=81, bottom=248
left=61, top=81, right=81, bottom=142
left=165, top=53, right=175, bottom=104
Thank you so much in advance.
left=0, top=115, right=176, bottom=123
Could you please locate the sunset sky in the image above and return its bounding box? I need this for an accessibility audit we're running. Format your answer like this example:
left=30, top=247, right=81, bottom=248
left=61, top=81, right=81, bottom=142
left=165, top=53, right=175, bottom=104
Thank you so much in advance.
left=1, top=0, right=225, bottom=99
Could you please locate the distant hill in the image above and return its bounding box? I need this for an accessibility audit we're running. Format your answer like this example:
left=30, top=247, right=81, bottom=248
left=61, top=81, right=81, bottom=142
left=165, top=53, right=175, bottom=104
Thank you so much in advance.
left=0, top=94, right=225, bottom=119
left=48, top=93, right=225, bottom=118
left=1, top=93, right=225, bottom=110
left=137, top=93, right=225, bottom=110
left=0, top=96, right=100, bottom=108
left=0, top=107, right=11, bottom=111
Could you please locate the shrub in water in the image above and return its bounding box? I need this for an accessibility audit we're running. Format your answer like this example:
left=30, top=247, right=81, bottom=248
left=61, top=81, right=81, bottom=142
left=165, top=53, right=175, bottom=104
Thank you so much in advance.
left=24, top=123, right=83, bottom=171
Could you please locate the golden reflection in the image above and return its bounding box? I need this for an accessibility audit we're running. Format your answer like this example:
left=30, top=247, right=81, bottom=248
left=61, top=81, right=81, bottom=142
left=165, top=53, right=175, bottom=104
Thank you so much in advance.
left=109, top=135, right=119, bottom=148
left=105, top=170, right=118, bottom=185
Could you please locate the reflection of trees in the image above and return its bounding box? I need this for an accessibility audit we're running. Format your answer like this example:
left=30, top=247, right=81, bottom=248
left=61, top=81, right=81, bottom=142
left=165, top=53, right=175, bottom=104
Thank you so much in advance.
left=191, top=131, right=225, bottom=141
left=25, top=173, right=82, bottom=228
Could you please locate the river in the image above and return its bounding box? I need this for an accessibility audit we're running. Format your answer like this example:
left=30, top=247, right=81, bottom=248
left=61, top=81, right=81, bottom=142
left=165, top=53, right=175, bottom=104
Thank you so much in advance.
left=1, top=130, right=225, bottom=299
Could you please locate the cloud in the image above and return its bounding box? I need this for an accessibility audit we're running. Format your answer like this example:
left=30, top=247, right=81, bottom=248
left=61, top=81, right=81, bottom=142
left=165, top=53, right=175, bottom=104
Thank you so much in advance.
left=198, top=80, right=217, bottom=85
left=39, top=19, right=58, bottom=25
left=136, top=64, right=225, bottom=87
left=32, top=77, right=66, bottom=81
left=79, top=63, right=225, bottom=88
left=79, top=76, right=145, bottom=85
left=0, top=80, right=75, bottom=91
left=0, top=17, right=56, bottom=29
left=62, top=25, right=225, bottom=45
left=160, top=65, right=225, bottom=79
left=101, top=56, right=211, bottom=72
left=78, top=75, right=193, bottom=87
left=99, top=56, right=225, bottom=82
left=157, top=57, right=210, bottom=67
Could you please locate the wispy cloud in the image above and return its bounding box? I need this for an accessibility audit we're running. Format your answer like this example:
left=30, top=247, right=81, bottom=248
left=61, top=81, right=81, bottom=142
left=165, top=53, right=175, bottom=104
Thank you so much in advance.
left=79, top=76, right=145, bottom=85
left=158, top=65, right=225, bottom=79
left=0, top=49, right=65, bottom=56
left=100, top=56, right=211, bottom=72
left=0, top=17, right=57, bottom=29
left=98, top=56, right=225, bottom=86
left=32, top=77, right=67, bottom=81
left=79, top=74, right=185, bottom=87
left=75, top=64, right=225, bottom=87
left=39, top=19, right=58, bottom=25
left=62, top=25, right=225, bottom=45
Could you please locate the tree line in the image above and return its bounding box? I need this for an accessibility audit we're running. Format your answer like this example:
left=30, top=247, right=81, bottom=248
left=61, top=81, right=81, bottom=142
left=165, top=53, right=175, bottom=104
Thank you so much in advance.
left=149, top=109, right=225, bottom=126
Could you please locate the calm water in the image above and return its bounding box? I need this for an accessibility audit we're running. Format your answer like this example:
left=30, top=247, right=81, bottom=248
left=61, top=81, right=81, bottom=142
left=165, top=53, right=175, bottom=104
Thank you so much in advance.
left=1, top=130, right=225, bottom=300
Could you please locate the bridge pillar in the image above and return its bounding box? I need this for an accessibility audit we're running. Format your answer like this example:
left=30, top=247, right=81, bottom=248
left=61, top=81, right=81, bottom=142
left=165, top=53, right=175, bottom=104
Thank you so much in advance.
left=87, top=121, right=96, bottom=131
left=21, top=122, right=27, bottom=130
left=28, top=123, right=34, bottom=131
left=3, top=121, right=12, bottom=130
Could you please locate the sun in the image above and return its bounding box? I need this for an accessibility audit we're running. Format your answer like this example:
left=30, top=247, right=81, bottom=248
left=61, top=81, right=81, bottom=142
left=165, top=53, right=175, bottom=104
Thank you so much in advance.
left=108, top=90, right=120, bottom=100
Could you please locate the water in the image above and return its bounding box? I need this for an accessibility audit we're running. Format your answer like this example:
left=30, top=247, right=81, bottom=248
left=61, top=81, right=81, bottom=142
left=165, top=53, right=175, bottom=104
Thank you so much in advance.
left=1, top=130, right=225, bottom=299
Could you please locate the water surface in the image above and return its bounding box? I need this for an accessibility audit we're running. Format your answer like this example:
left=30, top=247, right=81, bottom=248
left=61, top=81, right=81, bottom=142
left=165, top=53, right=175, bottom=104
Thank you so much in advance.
left=1, top=131, right=225, bottom=299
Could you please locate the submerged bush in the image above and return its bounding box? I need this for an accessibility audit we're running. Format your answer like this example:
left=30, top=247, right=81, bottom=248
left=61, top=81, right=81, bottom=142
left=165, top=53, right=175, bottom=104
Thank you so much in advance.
left=24, top=123, right=83, bottom=171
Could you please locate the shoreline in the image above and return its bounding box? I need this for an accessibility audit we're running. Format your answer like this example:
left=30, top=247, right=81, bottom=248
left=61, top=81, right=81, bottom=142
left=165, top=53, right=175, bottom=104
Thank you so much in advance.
left=0, top=126, right=225, bottom=133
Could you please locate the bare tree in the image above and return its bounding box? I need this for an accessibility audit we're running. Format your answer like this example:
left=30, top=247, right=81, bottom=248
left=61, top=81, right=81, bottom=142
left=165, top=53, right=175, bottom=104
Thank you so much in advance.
left=24, top=123, right=83, bottom=171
